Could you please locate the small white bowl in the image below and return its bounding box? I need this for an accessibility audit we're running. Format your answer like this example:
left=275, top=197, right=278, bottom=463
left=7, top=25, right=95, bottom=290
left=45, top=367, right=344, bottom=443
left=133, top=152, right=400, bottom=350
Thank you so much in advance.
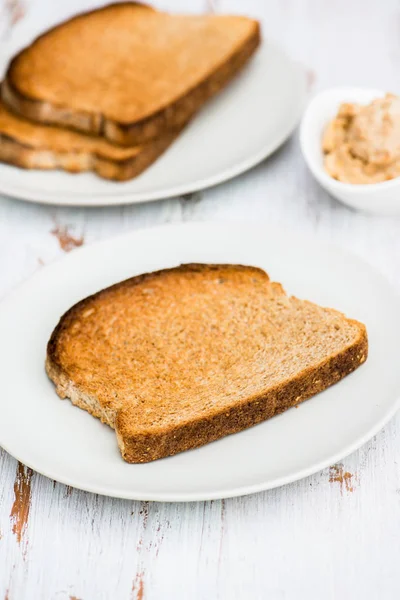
left=300, top=87, right=400, bottom=216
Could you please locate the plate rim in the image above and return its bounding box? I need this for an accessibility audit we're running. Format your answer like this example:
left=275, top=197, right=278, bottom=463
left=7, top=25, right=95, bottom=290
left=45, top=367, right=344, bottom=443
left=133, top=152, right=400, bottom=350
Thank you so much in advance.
left=0, top=220, right=399, bottom=501
left=0, top=43, right=307, bottom=207
left=2, top=401, right=398, bottom=502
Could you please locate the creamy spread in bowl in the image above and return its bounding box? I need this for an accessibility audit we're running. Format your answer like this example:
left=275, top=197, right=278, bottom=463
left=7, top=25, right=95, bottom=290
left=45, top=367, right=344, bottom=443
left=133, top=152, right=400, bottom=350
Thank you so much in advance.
left=322, top=93, right=400, bottom=184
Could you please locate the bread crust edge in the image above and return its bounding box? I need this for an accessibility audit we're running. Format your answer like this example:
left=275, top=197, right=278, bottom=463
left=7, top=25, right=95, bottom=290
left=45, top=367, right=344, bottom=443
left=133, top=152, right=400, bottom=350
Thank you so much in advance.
left=0, top=127, right=180, bottom=181
left=119, top=324, right=368, bottom=462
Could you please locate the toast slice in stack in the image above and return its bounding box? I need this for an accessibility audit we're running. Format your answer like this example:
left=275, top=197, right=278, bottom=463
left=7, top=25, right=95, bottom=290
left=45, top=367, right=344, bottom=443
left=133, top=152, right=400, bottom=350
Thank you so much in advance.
left=0, top=98, right=181, bottom=181
left=46, top=264, right=368, bottom=463
left=3, top=2, right=260, bottom=146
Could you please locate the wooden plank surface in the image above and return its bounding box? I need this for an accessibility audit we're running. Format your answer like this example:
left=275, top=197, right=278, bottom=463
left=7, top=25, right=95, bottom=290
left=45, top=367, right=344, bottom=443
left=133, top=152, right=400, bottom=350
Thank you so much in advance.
left=1, top=0, right=400, bottom=598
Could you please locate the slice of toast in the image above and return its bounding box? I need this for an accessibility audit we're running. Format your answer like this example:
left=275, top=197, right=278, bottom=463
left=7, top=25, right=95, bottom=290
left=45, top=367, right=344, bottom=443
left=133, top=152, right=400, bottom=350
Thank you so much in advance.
left=0, top=98, right=182, bottom=181
left=46, top=264, right=368, bottom=463
left=3, top=3, right=260, bottom=146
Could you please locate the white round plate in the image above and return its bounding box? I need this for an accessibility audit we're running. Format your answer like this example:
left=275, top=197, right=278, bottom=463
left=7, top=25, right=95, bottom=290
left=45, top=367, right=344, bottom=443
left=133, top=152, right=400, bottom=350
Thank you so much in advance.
left=0, top=222, right=399, bottom=501
left=0, top=43, right=306, bottom=206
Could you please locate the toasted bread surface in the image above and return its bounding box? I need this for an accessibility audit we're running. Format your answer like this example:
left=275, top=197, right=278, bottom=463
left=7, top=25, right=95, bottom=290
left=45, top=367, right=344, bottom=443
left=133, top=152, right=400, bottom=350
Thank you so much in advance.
left=46, top=264, right=368, bottom=463
left=0, top=98, right=181, bottom=180
left=4, top=2, right=260, bottom=145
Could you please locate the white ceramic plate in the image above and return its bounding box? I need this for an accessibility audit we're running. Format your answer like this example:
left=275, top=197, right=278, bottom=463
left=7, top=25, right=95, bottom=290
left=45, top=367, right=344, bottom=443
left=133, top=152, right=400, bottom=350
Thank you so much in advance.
left=0, top=221, right=399, bottom=501
left=0, top=43, right=306, bottom=206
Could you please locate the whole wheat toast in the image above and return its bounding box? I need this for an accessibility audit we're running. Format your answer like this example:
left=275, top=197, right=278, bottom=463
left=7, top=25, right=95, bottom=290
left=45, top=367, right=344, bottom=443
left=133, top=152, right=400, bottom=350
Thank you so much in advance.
left=4, top=2, right=260, bottom=146
left=46, top=264, right=368, bottom=463
left=0, top=98, right=182, bottom=181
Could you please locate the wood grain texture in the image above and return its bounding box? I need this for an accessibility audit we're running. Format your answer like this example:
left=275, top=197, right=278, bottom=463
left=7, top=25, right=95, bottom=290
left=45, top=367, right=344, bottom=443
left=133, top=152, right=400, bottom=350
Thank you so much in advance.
left=1, top=0, right=400, bottom=598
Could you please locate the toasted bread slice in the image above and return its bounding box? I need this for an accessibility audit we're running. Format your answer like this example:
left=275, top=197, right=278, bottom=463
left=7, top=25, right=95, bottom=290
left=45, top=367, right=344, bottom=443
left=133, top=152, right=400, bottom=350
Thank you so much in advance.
left=46, top=264, right=368, bottom=463
left=0, top=98, right=182, bottom=181
left=3, top=3, right=260, bottom=146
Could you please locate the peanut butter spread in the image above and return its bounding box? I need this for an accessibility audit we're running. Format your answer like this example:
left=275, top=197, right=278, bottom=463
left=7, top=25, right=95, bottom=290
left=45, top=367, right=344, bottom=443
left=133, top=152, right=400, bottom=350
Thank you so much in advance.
left=322, top=93, right=400, bottom=184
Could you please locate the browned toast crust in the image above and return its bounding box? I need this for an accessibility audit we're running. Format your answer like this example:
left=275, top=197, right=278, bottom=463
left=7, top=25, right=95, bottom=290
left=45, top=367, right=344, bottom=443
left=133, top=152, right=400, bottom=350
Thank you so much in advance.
left=0, top=97, right=183, bottom=180
left=47, top=264, right=265, bottom=378
left=4, top=3, right=261, bottom=146
left=0, top=128, right=180, bottom=181
left=117, top=334, right=367, bottom=462
left=46, top=264, right=368, bottom=463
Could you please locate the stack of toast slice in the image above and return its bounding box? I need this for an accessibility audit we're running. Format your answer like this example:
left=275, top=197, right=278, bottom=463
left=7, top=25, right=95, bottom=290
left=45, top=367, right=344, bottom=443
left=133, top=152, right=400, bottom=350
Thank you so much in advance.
left=0, top=2, right=260, bottom=181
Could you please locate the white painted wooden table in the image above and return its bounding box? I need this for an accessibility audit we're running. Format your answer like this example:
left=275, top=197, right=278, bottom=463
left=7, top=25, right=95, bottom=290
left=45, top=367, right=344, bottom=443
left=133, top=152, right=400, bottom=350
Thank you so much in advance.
left=1, top=1, right=400, bottom=598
